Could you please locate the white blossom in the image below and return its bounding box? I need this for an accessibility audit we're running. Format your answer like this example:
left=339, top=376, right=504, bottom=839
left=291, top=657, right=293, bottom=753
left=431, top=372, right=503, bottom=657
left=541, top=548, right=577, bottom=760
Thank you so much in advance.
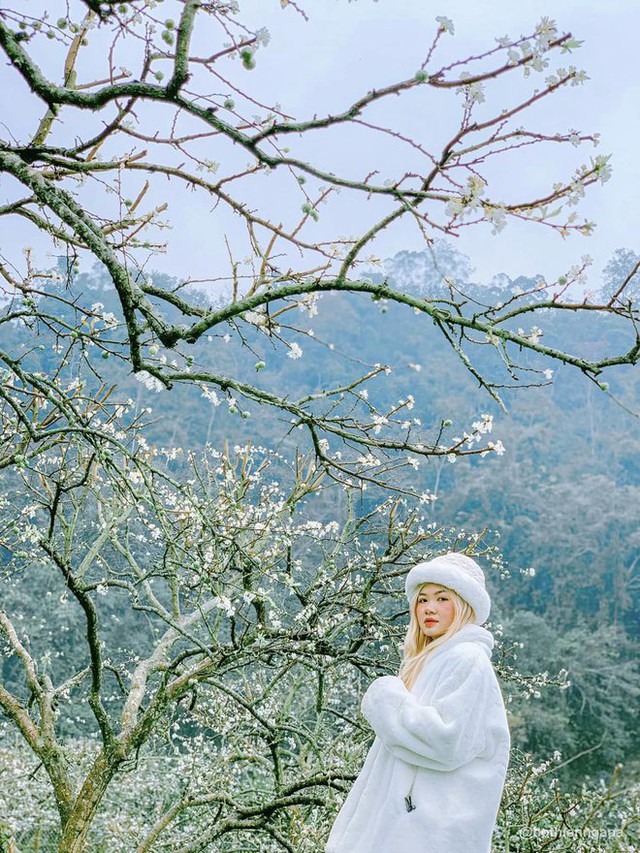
left=254, top=26, right=270, bottom=46
left=534, top=16, right=558, bottom=49
left=372, top=414, right=388, bottom=434
left=435, top=15, right=454, bottom=35
left=486, top=206, right=507, bottom=234
left=357, top=453, right=381, bottom=467
left=298, top=293, right=319, bottom=317
left=472, top=413, right=493, bottom=435
left=201, top=386, right=221, bottom=406
left=213, top=595, right=235, bottom=616
left=136, top=371, right=164, bottom=393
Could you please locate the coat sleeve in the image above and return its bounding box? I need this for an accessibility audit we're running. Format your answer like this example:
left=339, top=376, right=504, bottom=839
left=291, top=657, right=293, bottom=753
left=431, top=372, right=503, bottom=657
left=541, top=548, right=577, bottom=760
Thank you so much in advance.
left=361, top=647, right=495, bottom=771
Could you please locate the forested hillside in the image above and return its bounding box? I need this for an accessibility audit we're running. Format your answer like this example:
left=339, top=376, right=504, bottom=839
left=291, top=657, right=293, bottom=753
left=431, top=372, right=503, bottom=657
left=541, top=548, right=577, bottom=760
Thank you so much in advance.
left=6, top=246, right=638, bottom=782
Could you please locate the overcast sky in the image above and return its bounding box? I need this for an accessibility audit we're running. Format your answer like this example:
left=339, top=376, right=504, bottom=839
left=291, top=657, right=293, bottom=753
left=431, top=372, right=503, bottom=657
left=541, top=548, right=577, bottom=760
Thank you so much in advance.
left=231, top=0, right=640, bottom=285
left=1, top=0, right=638, bottom=289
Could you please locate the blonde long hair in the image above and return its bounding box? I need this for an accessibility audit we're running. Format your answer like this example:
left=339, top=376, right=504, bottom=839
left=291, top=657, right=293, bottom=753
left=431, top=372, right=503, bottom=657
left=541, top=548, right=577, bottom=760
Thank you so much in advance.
left=399, top=584, right=475, bottom=690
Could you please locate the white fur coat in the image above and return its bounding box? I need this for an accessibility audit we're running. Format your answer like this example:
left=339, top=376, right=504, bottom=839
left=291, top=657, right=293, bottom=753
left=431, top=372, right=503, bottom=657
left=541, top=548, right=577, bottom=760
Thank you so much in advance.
left=325, top=624, right=510, bottom=853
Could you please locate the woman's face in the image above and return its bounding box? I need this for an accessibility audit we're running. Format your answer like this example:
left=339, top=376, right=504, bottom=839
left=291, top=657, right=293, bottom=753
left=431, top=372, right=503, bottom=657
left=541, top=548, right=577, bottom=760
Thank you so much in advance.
left=415, top=583, right=456, bottom=640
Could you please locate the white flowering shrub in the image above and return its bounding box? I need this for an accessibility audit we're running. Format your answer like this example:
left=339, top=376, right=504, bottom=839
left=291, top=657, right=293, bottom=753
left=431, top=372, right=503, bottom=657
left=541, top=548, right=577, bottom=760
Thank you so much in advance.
left=495, top=750, right=640, bottom=852
left=0, top=405, right=499, bottom=850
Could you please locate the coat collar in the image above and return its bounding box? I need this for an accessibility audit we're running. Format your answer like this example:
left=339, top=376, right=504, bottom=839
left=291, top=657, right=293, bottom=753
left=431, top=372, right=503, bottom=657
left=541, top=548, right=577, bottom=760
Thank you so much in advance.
left=426, top=623, right=495, bottom=664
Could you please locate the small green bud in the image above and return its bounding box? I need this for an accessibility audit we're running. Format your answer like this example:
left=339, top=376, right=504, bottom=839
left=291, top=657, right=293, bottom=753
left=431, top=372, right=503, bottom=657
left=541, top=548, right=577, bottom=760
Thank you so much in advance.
left=301, top=202, right=319, bottom=220
left=254, top=360, right=266, bottom=371
left=561, top=38, right=583, bottom=52
left=241, top=410, right=251, bottom=419
left=223, top=98, right=235, bottom=110
left=154, top=70, right=165, bottom=82
left=228, top=405, right=238, bottom=415
left=443, top=419, right=453, bottom=427
left=161, top=29, right=175, bottom=45
left=164, top=18, right=175, bottom=29
left=57, top=18, right=68, bottom=28
left=241, top=49, right=256, bottom=70
left=101, top=351, right=109, bottom=360
left=414, top=69, right=428, bottom=83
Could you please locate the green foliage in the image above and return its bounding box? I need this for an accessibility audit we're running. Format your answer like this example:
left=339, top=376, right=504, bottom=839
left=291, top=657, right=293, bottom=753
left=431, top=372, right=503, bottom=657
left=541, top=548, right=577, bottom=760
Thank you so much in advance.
left=503, top=613, right=640, bottom=776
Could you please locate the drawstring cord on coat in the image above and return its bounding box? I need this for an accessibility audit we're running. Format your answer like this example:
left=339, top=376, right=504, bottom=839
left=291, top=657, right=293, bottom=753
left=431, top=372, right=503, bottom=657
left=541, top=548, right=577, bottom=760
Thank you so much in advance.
left=404, top=767, right=419, bottom=812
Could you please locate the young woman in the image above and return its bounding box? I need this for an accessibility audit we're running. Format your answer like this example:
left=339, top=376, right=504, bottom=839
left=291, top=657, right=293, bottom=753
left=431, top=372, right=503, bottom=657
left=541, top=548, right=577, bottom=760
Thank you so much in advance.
left=326, top=552, right=510, bottom=853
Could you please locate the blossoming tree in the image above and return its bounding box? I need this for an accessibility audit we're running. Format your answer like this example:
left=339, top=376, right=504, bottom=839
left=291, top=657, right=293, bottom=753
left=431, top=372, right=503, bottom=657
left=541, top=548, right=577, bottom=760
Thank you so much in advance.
left=0, top=399, right=496, bottom=850
left=1, top=1, right=640, bottom=850
left=0, top=0, right=638, bottom=485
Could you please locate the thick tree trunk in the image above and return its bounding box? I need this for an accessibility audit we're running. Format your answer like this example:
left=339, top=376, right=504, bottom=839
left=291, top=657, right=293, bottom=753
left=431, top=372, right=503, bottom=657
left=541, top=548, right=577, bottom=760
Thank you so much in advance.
left=57, top=751, right=116, bottom=853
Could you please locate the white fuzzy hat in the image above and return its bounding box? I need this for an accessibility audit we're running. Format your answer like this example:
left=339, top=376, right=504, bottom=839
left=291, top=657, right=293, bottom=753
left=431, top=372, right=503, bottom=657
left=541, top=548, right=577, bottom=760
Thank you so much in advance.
left=404, top=552, right=491, bottom=625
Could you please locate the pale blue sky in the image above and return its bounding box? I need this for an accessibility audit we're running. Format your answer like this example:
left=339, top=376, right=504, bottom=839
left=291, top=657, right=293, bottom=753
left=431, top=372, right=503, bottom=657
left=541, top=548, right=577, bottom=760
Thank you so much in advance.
left=231, top=0, right=640, bottom=285
left=0, top=1, right=638, bottom=289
